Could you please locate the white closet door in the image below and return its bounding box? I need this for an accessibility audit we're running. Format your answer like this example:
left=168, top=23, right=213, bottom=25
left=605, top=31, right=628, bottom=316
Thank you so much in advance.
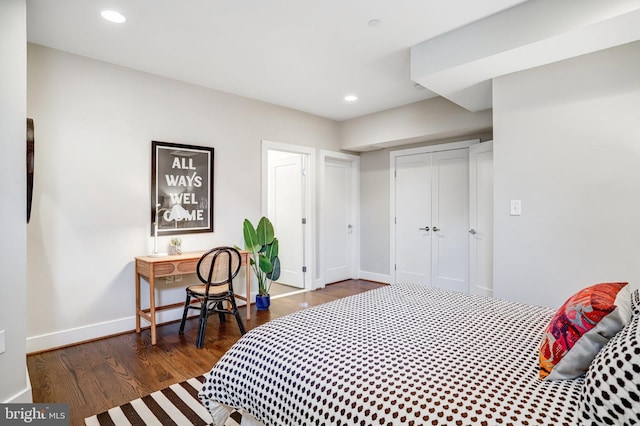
left=392, top=142, right=474, bottom=291
left=469, top=141, right=494, bottom=296
left=430, top=149, right=470, bottom=292
left=394, top=153, right=432, bottom=284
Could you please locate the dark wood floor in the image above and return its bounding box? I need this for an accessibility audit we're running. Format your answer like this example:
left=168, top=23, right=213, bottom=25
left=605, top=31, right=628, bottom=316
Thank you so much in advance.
left=27, top=279, right=385, bottom=426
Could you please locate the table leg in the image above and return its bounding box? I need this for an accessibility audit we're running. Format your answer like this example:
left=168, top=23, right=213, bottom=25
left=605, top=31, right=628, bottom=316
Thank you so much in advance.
left=149, top=274, right=157, bottom=345
left=135, top=272, right=141, bottom=333
left=245, top=254, right=251, bottom=320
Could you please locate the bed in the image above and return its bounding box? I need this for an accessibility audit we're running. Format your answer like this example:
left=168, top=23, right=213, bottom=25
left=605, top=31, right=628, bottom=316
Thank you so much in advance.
left=198, top=282, right=639, bottom=426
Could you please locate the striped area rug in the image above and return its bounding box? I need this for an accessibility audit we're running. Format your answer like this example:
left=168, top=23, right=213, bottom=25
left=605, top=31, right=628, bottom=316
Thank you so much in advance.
left=84, top=376, right=242, bottom=426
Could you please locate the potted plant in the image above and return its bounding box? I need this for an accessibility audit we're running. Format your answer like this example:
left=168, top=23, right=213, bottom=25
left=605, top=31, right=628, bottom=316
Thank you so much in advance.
left=242, top=217, right=281, bottom=310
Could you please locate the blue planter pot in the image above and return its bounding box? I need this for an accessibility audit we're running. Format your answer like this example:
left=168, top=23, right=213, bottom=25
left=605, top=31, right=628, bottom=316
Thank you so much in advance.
left=256, top=294, right=271, bottom=311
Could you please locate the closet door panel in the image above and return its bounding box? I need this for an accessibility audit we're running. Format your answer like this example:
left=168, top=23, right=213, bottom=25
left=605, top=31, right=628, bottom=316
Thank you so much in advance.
left=394, top=153, right=432, bottom=284
left=431, top=149, right=469, bottom=292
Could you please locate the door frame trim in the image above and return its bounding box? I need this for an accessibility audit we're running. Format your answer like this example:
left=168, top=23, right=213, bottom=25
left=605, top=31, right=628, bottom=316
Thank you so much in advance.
left=319, top=150, right=360, bottom=289
left=389, top=139, right=479, bottom=284
left=261, top=140, right=316, bottom=291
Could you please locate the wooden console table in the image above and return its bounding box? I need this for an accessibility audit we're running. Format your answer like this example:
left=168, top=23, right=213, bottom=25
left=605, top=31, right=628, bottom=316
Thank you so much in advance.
left=135, top=250, right=251, bottom=345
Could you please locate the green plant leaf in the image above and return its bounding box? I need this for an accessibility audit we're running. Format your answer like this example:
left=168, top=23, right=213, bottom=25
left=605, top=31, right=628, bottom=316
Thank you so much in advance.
left=267, top=256, right=281, bottom=282
left=258, top=253, right=273, bottom=274
left=264, top=237, right=279, bottom=260
left=256, top=217, right=275, bottom=247
left=243, top=219, right=260, bottom=253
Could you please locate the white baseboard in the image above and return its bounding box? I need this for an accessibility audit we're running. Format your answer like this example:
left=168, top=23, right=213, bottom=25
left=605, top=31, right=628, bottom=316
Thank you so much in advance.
left=3, top=368, right=32, bottom=403
left=27, top=316, right=137, bottom=353
left=26, top=301, right=253, bottom=353
left=26, top=308, right=196, bottom=353
left=358, top=270, right=390, bottom=284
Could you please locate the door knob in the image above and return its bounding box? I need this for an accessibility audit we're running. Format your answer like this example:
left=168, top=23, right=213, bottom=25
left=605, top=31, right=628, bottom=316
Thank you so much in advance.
left=469, top=229, right=477, bottom=235
left=418, top=226, right=430, bottom=231
left=432, top=226, right=440, bottom=232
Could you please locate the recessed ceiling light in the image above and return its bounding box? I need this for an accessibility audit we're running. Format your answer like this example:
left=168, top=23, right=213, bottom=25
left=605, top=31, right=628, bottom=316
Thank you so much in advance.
left=101, top=10, right=126, bottom=23
left=344, top=95, right=358, bottom=102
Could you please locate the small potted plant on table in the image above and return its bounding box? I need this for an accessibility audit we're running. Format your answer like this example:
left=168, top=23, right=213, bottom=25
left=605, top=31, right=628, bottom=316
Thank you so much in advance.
left=243, top=217, right=281, bottom=310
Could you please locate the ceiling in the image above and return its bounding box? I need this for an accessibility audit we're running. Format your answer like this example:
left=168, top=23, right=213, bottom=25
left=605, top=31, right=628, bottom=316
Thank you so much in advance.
left=25, top=1, right=640, bottom=122
left=25, top=0, right=528, bottom=121
left=410, top=0, right=640, bottom=112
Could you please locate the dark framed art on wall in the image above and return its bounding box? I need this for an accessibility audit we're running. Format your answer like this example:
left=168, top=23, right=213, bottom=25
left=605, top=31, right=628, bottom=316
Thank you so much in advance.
left=151, top=141, right=214, bottom=236
left=27, top=118, right=35, bottom=224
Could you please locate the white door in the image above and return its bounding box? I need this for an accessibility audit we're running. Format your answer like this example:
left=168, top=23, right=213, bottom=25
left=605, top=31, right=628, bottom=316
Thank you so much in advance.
left=430, top=149, right=469, bottom=292
left=268, top=154, right=305, bottom=288
left=324, top=158, right=354, bottom=283
left=392, top=143, right=472, bottom=291
left=394, top=153, right=432, bottom=284
left=469, top=141, right=493, bottom=296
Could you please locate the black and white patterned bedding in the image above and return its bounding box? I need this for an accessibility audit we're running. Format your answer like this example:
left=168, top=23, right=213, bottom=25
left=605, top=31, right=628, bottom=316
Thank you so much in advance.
left=200, top=283, right=583, bottom=426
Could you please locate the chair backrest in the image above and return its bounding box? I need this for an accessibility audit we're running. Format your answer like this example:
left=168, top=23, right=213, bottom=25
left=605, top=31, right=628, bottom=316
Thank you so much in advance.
left=197, top=247, right=242, bottom=291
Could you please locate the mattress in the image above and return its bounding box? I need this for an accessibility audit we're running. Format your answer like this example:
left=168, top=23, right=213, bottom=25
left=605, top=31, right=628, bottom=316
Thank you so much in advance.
left=200, top=283, right=583, bottom=425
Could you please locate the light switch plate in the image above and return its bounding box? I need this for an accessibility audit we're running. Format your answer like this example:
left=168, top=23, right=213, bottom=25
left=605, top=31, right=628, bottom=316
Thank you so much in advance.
left=0, top=330, right=5, bottom=354
left=510, top=200, right=522, bottom=216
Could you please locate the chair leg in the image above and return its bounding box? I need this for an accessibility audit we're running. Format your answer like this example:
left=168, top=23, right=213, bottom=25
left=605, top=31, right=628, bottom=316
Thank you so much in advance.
left=178, top=294, right=191, bottom=334
left=196, top=301, right=209, bottom=349
left=229, top=297, right=246, bottom=335
left=217, top=301, right=226, bottom=323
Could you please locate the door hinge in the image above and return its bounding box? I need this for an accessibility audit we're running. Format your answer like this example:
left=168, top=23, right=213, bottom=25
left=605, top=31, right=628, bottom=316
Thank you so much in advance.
left=394, top=264, right=396, bottom=271
left=302, top=218, right=307, bottom=224
left=302, top=266, right=307, bottom=273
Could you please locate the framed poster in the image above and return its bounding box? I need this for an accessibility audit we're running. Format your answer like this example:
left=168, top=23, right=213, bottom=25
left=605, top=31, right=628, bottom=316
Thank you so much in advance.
left=151, top=141, right=214, bottom=236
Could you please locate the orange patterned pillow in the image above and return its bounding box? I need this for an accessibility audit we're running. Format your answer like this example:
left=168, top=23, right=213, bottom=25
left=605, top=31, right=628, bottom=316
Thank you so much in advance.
left=539, top=282, right=631, bottom=380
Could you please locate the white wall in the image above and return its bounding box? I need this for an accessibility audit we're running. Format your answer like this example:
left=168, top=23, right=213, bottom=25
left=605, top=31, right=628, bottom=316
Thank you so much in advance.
left=493, top=41, right=640, bottom=308
left=26, top=44, right=339, bottom=352
left=359, top=150, right=391, bottom=282
left=0, top=0, right=30, bottom=403
left=339, top=96, right=492, bottom=151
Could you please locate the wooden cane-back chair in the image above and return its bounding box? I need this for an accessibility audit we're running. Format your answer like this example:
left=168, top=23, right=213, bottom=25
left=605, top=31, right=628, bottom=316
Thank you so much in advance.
left=178, top=246, right=246, bottom=348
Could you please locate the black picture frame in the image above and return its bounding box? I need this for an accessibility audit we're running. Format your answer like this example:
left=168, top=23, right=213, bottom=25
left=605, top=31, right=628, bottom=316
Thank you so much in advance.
left=151, top=141, right=214, bottom=236
left=27, top=118, right=35, bottom=224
